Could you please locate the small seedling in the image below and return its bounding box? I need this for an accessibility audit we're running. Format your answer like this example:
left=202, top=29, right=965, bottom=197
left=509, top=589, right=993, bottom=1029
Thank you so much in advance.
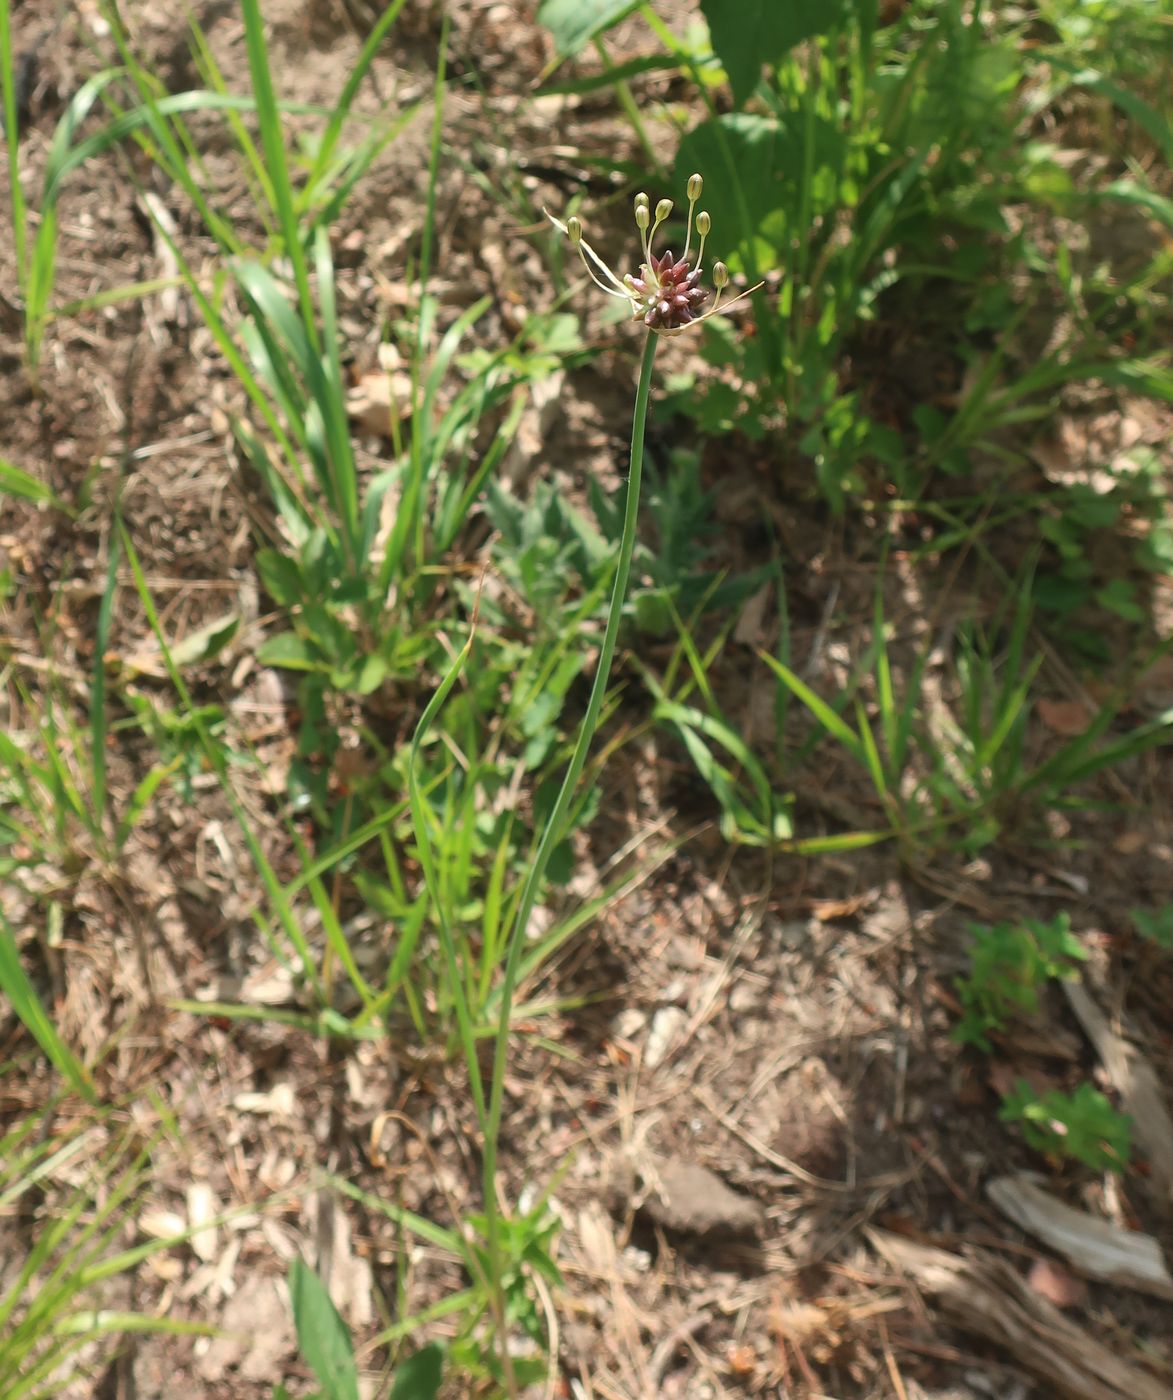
left=999, top=1080, right=1133, bottom=1173
left=1131, top=905, right=1173, bottom=951
left=282, top=1257, right=443, bottom=1400
left=953, top=913, right=1087, bottom=1051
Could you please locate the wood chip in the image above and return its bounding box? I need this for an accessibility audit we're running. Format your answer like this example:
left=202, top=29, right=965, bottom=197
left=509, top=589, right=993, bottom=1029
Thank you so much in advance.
left=645, top=1005, right=686, bottom=1069
left=139, top=1207, right=186, bottom=1241
left=186, top=1181, right=219, bottom=1263
left=138, top=191, right=183, bottom=325
left=869, top=1229, right=1170, bottom=1400
left=233, top=1083, right=296, bottom=1117
left=988, top=1174, right=1173, bottom=1299
left=347, top=366, right=413, bottom=439
left=1028, top=1256, right=1087, bottom=1309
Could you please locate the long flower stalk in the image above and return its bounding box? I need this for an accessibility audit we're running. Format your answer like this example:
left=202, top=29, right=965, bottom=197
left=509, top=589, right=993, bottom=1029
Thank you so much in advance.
left=481, top=329, right=657, bottom=1269
left=413, top=174, right=746, bottom=1386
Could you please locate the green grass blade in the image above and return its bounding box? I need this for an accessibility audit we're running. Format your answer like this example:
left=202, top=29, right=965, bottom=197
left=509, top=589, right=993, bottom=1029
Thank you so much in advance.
left=90, top=528, right=121, bottom=835
left=0, top=0, right=28, bottom=282
left=408, top=612, right=489, bottom=1130
left=238, top=0, right=316, bottom=341
left=301, top=0, right=412, bottom=216
left=0, top=913, right=95, bottom=1103
left=0, top=458, right=67, bottom=510
left=758, top=651, right=867, bottom=762
left=312, top=223, right=360, bottom=558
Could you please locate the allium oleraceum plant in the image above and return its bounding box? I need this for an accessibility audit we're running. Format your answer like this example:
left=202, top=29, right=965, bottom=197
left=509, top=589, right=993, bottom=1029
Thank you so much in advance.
left=411, top=174, right=750, bottom=1392
left=545, top=172, right=759, bottom=334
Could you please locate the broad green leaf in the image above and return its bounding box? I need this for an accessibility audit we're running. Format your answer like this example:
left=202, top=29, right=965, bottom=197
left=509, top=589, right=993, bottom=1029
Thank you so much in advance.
left=257, top=632, right=320, bottom=671
left=288, top=1257, right=359, bottom=1400
left=537, top=0, right=640, bottom=58
left=700, top=0, right=850, bottom=107
left=170, top=613, right=241, bottom=668
left=256, top=548, right=306, bottom=606
left=389, top=1344, right=444, bottom=1400
left=674, top=113, right=845, bottom=273
left=354, top=653, right=389, bottom=695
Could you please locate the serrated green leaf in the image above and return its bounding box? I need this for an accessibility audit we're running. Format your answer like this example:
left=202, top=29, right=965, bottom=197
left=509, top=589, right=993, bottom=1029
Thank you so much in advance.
left=256, top=548, right=306, bottom=606
left=1131, top=906, right=1173, bottom=949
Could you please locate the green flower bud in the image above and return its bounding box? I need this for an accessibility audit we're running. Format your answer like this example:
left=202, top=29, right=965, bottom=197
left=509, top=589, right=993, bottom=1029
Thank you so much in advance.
left=687, top=173, right=703, bottom=201
left=713, top=261, right=730, bottom=289
left=635, top=204, right=650, bottom=231
left=655, top=197, right=673, bottom=221
left=696, top=210, right=711, bottom=236
left=566, top=216, right=583, bottom=244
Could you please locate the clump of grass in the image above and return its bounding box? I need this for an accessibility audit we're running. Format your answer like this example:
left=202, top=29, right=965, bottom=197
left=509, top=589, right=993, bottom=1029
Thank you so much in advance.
left=0, top=1098, right=210, bottom=1399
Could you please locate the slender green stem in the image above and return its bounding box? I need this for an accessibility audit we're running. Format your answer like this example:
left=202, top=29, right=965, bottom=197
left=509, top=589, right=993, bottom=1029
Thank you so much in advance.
left=480, top=331, right=658, bottom=1368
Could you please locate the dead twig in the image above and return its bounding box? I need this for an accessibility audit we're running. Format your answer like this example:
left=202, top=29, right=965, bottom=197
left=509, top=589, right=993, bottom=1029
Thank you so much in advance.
left=870, top=1228, right=1172, bottom=1400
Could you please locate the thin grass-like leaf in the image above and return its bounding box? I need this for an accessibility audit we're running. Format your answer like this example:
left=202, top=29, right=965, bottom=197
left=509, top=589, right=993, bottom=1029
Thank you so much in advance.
left=1, top=0, right=28, bottom=282
left=0, top=459, right=68, bottom=510
left=0, top=913, right=95, bottom=1102
left=758, top=651, right=867, bottom=761
left=408, top=610, right=488, bottom=1128
left=239, top=0, right=316, bottom=339
left=120, top=527, right=322, bottom=997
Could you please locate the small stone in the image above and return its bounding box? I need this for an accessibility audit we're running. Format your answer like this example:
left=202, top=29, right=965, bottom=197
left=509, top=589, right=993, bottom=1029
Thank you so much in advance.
left=659, top=976, right=688, bottom=1005
left=645, top=1005, right=686, bottom=1068
left=642, top=1157, right=764, bottom=1238
left=612, top=1007, right=646, bottom=1040
left=729, top=980, right=763, bottom=1013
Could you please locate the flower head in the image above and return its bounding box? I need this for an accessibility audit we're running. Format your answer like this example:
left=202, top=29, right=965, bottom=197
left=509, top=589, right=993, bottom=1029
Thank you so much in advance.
left=546, top=175, right=757, bottom=337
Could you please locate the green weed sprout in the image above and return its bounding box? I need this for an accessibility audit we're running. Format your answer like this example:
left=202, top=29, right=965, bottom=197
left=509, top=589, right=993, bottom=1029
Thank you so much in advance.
left=1131, top=905, right=1173, bottom=950
left=953, top=914, right=1087, bottom=1052
left=1000, top=1080, right=1132, bottom=1174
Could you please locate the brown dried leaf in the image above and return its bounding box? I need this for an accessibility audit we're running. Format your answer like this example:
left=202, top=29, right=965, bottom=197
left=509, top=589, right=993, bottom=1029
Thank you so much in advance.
left=347, top=367, right=413, bottom=438
left=1028, top=1256, right=1087, bottom=1310
left=1037, top=698, right=1094, bottom=737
